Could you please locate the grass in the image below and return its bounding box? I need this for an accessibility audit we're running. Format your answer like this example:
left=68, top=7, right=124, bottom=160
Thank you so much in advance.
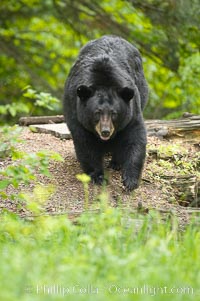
left=0, top=194, right=199, bottom=301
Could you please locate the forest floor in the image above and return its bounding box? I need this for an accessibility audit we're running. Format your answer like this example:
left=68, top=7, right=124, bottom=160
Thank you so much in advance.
left=1, top=127, right=199, bottom=228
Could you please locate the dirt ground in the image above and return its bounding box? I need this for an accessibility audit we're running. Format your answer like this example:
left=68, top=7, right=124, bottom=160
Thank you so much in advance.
left=1, top=127, right=199, bottom=227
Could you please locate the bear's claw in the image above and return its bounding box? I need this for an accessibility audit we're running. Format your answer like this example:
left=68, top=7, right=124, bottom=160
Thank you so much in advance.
left=90, top=172, right=104, bottom=185
left=122, top=176, right=139, bottom=191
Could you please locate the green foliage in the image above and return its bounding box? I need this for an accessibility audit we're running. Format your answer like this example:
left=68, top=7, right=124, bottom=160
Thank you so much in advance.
left=0, top=102, right=30, bottom=118
left=0, top=0, right=199, bottom=121
left=0, top=86, right=60, bottom=123
left=0, top=125, right=63, bottom=200
left=175, top=53, right=200, bottom=116
left=146, top=143, right=200, bottom=182
left=22, top=86, right=60, bottom=111
left=0, top=125, right=23, bottom=157
left=144, top=53, right=200, bottom=118
left=0, top=203, right=199, bottom=300
left=76, top=173, right=91, bottom=209
left=23, top=185, right=55, bottom=214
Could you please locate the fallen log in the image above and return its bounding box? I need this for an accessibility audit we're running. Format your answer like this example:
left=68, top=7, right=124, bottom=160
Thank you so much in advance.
left=19, top=115, right=65, bottom=125
left=145, top=114, right=200, bottom=139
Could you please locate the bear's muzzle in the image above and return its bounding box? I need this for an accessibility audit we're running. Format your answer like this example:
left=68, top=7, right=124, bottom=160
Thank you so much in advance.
left=95, top=114, right=115, bottom=141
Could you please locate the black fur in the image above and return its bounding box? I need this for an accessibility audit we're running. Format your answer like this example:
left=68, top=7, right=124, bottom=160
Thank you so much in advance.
left=64, top=35, right=148, bottom=190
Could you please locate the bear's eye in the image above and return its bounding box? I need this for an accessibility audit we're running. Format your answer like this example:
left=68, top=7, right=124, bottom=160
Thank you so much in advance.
left=94, top=111, right=100, bottom=120
left=111, top=112, right=117, bottom=120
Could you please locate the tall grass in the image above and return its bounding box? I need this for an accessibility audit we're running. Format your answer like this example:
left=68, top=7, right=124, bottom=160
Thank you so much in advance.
left=0, top=194, right=199, bottom=301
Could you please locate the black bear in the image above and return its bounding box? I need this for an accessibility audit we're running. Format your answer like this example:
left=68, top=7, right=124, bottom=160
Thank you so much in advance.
left=64, top=35, right=148, bottom=190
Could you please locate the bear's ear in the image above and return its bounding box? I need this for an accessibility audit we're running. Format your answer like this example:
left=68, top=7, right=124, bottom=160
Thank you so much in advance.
left=119, top=87, right=134, bottom=102
left=77, top=85, right=93, bottom=101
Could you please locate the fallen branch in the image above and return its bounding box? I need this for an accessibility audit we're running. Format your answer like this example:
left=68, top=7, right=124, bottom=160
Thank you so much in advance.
left=145, top=114, right=200, bottom=139
left=19, top=115, right=65, bottom=125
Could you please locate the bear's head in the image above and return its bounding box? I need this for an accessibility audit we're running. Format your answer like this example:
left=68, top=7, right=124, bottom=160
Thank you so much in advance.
left=76, top=85, right=135, bottom=141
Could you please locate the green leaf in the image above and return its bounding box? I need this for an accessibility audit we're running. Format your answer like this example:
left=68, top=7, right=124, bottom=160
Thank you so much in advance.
left=0, top=180, right=10, bottom=190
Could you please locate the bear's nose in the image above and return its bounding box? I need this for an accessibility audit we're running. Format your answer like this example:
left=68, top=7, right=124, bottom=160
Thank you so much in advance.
left=101, top=130, right=110, bottom=137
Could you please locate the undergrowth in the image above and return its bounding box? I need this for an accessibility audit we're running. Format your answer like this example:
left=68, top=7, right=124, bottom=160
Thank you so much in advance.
left=0, top=125, right=63, bottom=201
left=0, top=198, right=199, bottom=301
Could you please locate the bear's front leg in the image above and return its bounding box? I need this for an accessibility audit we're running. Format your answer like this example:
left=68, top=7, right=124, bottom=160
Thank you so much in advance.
left=73, top=129, right=105, bottom=185
left=121, top=142, right=146, bottom=191
left=118, top=124, right=147, bottom=191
